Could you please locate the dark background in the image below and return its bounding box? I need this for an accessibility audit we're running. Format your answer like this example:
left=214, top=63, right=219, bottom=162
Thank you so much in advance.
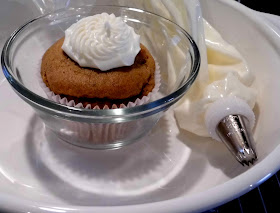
left=204, top=1, right=280, bottom=213
left=240, top=0, right=280, bottom=15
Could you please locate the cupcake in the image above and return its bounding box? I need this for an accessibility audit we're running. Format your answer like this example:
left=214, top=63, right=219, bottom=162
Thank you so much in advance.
left=40, top=13, right=160, bottom=109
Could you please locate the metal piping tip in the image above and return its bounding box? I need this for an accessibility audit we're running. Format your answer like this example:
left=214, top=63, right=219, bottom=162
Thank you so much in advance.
left=216, top=114, right=257, bottom=166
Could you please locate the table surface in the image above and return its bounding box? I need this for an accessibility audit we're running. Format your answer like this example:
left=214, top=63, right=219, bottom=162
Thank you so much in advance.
left=204, top=1, right=280, bottom=213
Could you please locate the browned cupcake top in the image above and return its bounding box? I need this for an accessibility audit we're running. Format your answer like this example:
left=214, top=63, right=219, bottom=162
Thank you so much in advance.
left=41, top=38, right=155, bottom=100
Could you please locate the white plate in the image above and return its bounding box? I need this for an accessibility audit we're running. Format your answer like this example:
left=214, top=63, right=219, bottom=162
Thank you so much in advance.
left=1, top=0, right=280, bottom=212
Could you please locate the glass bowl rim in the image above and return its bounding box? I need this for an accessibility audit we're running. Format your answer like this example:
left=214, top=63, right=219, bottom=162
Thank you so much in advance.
left=1, top=5, right=200, bottom=119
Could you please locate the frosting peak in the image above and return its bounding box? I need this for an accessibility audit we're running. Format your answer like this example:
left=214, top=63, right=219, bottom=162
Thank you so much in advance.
left=62, top=13, right=141, bottom=71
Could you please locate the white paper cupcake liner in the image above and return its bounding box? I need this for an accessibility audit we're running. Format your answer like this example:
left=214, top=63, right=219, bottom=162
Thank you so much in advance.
left=59, top=120, right=137, bottom=146
left=38, top=60, right=161, bottom=109
left=38, top=58, right=161, bottom=146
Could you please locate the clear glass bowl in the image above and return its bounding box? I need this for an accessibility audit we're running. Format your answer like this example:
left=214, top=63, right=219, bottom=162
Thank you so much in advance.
left=1, top=5, right=200, bottom=149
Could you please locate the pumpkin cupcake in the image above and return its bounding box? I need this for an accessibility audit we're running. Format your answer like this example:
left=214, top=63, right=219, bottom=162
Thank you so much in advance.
left=40, top=13, right=160, bottom=109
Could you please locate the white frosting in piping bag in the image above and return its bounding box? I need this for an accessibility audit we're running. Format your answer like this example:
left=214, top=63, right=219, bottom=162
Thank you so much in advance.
left=62, top=13, right=141, bottom=71
left=174, top=20, right=257, bottom=137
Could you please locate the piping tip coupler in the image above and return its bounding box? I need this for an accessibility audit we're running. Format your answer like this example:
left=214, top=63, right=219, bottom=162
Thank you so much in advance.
left=205, top=97, right=257, bottom=166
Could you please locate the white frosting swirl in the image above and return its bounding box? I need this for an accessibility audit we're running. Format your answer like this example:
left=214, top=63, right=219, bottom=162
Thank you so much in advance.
left=62, top=13, right=141, bottom=71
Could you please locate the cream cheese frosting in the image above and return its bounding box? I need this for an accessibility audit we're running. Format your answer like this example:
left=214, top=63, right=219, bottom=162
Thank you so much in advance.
left=62, top=13, right=141, bottom=71
left=174, top=20, right=257, bottom=137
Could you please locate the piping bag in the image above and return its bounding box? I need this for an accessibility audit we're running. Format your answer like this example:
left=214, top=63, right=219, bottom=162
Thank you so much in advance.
left=172, top=3, right=258, bottom=166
